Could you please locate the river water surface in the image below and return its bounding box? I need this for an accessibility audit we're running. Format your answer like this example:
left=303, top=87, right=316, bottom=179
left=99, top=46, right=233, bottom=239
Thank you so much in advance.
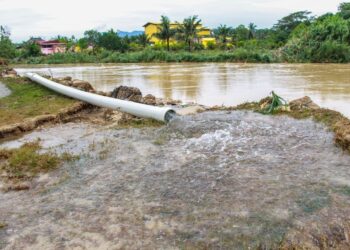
left=15, top=63, right=350, bottom=117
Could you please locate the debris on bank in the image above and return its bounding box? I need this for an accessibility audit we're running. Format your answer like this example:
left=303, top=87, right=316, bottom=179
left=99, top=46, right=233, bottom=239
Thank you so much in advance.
left=260, top=91, right=289, bottom=114
left=0, top=68, right=17, bottom=78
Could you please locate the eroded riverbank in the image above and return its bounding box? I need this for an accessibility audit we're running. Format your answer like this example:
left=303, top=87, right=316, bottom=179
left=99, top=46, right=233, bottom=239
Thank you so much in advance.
left=1, top=111, right=350, bottom=249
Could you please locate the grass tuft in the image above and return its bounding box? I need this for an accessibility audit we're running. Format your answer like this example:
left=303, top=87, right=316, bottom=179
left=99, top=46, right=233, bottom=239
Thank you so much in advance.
left=118, top=118, right=165, bottom=128
left=0, top=141, right=76, bottom=179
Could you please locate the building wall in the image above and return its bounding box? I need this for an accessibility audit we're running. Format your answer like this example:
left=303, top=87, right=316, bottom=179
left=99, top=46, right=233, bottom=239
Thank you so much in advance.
left=40, top=44, right=66, bottom=55
left=144, top=23, right=214, bottom=45
left=144, top=24, right=160, bottom=43
left=202, top=37, right=216, bottom=48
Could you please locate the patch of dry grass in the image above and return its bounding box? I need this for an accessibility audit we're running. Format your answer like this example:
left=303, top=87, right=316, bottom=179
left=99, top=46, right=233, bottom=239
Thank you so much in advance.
left=0, top=141, right=75, bottom=180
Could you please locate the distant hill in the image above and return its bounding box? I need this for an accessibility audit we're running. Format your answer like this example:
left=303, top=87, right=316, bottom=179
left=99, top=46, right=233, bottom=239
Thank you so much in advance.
left=117, top=30, right=144, bottom=37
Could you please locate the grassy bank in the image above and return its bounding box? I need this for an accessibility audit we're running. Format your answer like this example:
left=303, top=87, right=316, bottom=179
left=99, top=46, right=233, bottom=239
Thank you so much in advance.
left=0, top=76, right=81, bottom=185
left=0, top=77, right=77, bottom=127
left=15, top=49, right=278, bottom=64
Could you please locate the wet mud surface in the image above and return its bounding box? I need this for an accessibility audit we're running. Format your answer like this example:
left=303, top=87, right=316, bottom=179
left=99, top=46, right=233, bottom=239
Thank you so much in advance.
left=1, top=111, right=350, bottom=249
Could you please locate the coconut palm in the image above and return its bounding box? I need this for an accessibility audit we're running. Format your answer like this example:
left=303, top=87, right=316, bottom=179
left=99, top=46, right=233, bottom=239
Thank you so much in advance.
left=176, top=15, right=203, bottom=52
left=154, top=16, right=175, bottom=51
left=248, top=23, right=257, bottom=40
left=137, top=33, right=150, bottom=48
left=213, top=24, right=233, bottom=46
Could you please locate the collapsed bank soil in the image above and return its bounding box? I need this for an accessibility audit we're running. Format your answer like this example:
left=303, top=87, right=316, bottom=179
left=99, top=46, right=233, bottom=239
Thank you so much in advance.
left=1, top=111, right=350, bottom=249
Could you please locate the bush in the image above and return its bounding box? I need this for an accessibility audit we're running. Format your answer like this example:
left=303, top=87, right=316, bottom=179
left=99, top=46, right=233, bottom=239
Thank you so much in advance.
left=17, top=48, right=276, bottom=64
left=206, top=41, right=217, bottom=50
left=282, top=15, right=350, bottom=62
left=0, top=37, right=16, bottom=59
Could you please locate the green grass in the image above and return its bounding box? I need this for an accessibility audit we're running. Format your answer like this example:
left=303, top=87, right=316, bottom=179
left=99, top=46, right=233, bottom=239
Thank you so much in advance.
left=16, top=48, right=277, bottom=64
left=0, top=141, right=76, bottom=179
left=118, top=118, right=165, bottom=128
left=0, top=77, right=77, bottom=126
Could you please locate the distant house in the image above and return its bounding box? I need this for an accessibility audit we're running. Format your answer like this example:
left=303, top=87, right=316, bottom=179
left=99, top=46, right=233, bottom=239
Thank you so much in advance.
left=36, top=40, right=66, bottom=55
left=143, top=22, right=216, bottom=48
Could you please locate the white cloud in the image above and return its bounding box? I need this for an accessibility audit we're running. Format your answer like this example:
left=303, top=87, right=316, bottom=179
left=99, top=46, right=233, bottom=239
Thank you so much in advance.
left=0, top=0, right=344, bottom=42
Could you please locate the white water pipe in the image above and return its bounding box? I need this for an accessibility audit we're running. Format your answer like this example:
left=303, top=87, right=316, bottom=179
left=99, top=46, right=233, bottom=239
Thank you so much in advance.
left=25, top=73, right=176, bottom=122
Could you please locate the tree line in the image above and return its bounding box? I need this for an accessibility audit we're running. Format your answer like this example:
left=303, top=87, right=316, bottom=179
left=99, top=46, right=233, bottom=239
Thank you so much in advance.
left=0, top=2, right=349, bottom=63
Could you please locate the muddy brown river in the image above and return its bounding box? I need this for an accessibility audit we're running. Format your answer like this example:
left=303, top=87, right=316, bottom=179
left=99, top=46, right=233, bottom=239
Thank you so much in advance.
left=15, top=63, right=350, bottom=117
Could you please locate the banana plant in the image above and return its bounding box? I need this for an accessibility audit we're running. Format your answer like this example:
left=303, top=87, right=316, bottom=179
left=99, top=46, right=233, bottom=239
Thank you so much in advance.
left=261, top=91, right=288, bottom=114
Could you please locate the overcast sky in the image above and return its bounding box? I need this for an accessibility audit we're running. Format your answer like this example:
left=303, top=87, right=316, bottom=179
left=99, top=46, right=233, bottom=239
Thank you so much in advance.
left=0, top=0, right=344, bottom=42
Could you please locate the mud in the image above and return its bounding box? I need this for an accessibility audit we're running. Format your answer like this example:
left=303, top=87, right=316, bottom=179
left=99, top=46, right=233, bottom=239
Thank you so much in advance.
left=1, top=111, right=350, bottom=249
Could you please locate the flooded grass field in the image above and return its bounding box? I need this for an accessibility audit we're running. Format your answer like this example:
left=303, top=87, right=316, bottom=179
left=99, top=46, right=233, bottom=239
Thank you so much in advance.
left=1, top=111, right=350, bottom=249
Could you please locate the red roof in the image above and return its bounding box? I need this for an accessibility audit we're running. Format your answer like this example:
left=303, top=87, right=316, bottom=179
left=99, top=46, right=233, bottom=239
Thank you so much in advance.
left=37, top=40, right=65, bottom=45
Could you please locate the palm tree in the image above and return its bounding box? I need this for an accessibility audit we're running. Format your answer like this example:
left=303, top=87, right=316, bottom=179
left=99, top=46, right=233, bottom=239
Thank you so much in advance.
left=137, top=33, right=150, bottom=48
left=176, top=15, right=202, bottom=52
left=248, top=23, right=257, bottom=40
left=213, top=24, right=232, bottom=46
left=154, top=16, right=175, bottom=51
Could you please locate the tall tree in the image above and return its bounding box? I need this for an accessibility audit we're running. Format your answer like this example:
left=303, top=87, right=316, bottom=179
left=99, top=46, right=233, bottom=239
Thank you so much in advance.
left=248, top=23, right=257, bottom=39
left=213, top=24, right=232, bottom=46
left=136, top=33, right=150, bottom=48
left=0, top=26, right=16, bottom=59
left=232, top=25, right=249, bottom=43
left=84, top=29, right=101, bottom=52
left=176, top=15, right=202, bottom=52
left=22, top=38, right=41, bottom=57
left=154, top=16, right=175, bottom=51
left=98, top=29, right=128, bottom=52
left=339, top=2, right=350, bottom=20
left=273, top=11, right=314, bottom=43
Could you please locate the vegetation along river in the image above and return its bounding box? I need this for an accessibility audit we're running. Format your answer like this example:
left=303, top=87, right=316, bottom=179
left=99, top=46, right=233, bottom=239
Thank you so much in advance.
left=15, top=63, right=350, bottom=118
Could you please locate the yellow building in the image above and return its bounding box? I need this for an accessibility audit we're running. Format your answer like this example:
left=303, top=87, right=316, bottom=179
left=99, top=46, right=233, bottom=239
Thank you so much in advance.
left=143, top=22, right=216, bottom=48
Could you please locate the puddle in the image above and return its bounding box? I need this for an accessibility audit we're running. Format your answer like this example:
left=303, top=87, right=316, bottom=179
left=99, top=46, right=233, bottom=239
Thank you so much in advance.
left=1, top=111, right=350, bottom=249
left=0, top=83, right=10, bottom=99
